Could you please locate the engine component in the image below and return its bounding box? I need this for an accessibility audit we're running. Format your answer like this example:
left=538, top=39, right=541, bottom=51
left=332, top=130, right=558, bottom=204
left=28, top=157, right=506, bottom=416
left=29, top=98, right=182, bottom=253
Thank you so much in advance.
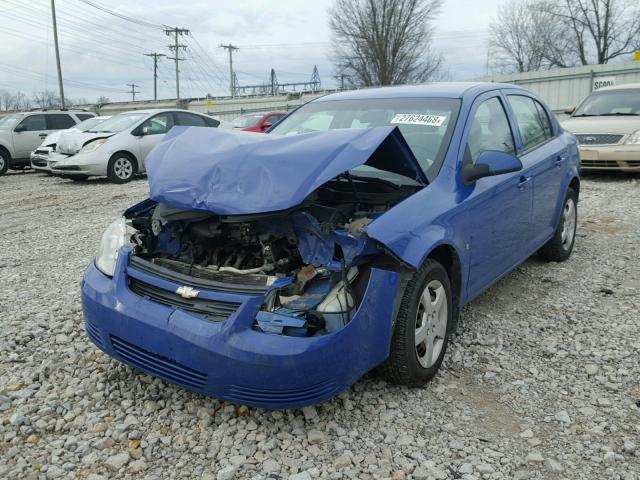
left=316, top=268, right=358, bottom=332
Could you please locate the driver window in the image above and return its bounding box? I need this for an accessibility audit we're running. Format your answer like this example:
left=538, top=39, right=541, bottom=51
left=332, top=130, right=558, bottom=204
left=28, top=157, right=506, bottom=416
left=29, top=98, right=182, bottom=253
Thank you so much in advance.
left=467, top=97, right=515, bottom=163
left=18, top=115, right=46, bottom=132
left=141, top=113, right=174, bottom=135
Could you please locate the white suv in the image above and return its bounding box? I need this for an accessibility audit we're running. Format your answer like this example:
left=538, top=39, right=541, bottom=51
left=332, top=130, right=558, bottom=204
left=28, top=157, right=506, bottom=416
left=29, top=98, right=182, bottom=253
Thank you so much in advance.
left=0, top=110, right=95, bottom=175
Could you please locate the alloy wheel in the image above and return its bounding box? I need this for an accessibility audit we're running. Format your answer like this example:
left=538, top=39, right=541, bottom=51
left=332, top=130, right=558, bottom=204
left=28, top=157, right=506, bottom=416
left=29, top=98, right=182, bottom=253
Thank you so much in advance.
left=114, top=157, right=133, bottom=180
left=414, top=279, right=448, bottom=368
left=560, top=197, right=576, bottom=250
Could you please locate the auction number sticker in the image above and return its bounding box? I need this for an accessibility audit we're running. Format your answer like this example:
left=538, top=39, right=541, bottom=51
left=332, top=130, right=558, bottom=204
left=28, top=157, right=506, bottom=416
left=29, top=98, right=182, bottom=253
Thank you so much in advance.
left=391, top=113, right=447, bottom=127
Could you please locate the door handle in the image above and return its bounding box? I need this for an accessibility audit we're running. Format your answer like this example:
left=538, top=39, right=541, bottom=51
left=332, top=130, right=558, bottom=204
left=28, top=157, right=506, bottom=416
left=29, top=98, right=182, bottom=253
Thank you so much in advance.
left=39, top=133, right=47, bottom=139
left=517, top=176, right=531, bottom=190
left=555, top=155, right=567, bottom=167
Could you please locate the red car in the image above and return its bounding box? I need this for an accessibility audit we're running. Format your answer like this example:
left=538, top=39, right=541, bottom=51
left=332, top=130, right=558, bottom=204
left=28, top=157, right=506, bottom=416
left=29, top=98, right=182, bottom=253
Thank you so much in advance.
left=233, top=111, right=287, bottom=132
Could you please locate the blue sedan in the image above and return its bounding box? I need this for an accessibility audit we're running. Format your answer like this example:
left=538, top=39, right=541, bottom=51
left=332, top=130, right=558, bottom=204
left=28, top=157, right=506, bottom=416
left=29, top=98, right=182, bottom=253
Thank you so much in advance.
left=82, top=82, right=580, bottom=408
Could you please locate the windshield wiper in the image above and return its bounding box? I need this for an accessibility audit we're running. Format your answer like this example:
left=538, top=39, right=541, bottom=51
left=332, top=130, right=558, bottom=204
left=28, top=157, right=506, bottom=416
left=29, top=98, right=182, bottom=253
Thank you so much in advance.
left=572, top=114, right=598, bottom=117
left=597, top=112, right=638, bottom=116
left=342, top=173, right=402, bottom=190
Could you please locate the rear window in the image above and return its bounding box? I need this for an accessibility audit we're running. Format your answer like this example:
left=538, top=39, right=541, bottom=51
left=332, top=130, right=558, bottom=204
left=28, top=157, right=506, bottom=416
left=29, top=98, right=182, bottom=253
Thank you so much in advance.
left=76, top=113, right=95, bottom=121
left=47, top=114, right=76, bottom=130
left=176, top=112, right=208, bottom=127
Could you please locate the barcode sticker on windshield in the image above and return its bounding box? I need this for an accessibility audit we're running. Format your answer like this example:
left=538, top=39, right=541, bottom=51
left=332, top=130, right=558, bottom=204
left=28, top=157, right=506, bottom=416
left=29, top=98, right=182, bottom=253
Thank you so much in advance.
left=390, top=114, right=447, bottom=127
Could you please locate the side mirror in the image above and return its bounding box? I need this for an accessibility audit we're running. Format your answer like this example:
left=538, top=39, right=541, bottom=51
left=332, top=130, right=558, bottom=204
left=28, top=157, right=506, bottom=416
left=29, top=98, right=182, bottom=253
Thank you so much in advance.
left=14, top=124, right=26, bottom=133
left=261, top=122, right=272, bottom=130
left=564, top=106, right=576, bottom=115
left=141, top=126, right=149, bottom=136
left=462, top=151, right=523, bottom=184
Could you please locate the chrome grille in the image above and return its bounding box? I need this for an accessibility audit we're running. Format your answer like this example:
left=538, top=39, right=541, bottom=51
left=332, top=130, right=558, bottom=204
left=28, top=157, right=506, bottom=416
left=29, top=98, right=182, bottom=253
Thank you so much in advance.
left=575, top=134, right=624, bottom=145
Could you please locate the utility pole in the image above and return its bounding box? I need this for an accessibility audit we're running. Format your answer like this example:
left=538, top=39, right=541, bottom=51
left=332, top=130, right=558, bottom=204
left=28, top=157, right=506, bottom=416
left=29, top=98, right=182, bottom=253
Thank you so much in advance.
left=164, top=27, right=189, bottom=105
left=144, top=53, right=166, bottom=101
left=127, top=83, right=140, bottom=102
left=50, top=0, right=65, bottom=108
left=219, top=44, right=239, bottom=98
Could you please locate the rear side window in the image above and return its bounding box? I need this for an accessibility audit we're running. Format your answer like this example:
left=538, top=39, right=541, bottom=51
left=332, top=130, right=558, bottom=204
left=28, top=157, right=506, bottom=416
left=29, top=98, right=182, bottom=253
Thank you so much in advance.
left=47, top=114, right=76, bottom=130
left=467, top=97, right=515, bottom=162
left=176, top=112, right=208, bottom=127
left=507, top=95, right=554, bottom=150
left=76, top=113, right=95, bottom=121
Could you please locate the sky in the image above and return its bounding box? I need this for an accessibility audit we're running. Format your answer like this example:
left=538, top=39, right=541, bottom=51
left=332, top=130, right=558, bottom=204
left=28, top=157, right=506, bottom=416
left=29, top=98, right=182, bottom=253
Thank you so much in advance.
left=0, top=0, right=503, bottom=103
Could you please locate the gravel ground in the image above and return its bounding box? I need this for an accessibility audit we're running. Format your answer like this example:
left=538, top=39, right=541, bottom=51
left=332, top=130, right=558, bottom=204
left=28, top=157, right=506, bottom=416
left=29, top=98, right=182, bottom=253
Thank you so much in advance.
left=0, top=171, right=638, bottom=480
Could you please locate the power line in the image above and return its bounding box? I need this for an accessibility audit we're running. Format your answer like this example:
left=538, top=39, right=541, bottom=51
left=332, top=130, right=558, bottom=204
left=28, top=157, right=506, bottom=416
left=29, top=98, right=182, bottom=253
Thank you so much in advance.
left=165, top=27, right=190, bottom=103
left=144, top=53, right=166, bottom=101
left=126, top=83, right=140, bottom=101
left=73, top=0, right=164, bottom=30
left=219, top=44, right=239, bottom=98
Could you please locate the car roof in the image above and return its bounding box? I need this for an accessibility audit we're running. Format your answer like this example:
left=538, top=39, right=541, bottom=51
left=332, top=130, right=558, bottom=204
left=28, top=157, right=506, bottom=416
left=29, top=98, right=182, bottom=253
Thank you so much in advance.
left=118, top=108, right=205, bottom=115
left=597, top=83, right=640, bottom=92
left=314, top=82, right=526, bottom=101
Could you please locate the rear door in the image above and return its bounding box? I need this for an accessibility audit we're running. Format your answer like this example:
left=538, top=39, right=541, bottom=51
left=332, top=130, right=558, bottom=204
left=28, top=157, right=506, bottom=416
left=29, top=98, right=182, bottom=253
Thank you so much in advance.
left=13, top=115, right=48, bottom=158
left=461, top=92, right=534, bottom=298
left=505, top=93, right=565, bottom=245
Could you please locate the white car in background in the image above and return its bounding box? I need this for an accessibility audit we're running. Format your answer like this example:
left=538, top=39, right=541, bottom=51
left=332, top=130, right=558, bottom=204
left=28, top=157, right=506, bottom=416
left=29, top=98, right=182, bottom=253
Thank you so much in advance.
left=31, top=116, right=111, bottom=173
left=49, top=109, right=229, bottom=183
left=0, top=110, right=95, bottom=175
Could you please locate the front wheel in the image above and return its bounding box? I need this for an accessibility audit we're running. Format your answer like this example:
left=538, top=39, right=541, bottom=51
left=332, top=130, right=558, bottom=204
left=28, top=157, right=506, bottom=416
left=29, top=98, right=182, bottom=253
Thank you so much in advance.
left=538, top=187, right=577, bottom=262
left=107, top=154, right=136, bottom=184
left=378, top=259, right=452, bottom=386
left=0, top=150, right=10, bottom=176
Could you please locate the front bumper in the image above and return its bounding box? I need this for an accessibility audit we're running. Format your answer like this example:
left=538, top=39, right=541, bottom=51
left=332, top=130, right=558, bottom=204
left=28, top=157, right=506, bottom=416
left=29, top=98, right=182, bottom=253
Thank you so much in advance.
left=30, top=152, right=52, bottom=172
left=81, top=247, right=400, bottom=408
left=579, top=145, right=640, bottom=171
left=50, top=151, right=108, bottom=176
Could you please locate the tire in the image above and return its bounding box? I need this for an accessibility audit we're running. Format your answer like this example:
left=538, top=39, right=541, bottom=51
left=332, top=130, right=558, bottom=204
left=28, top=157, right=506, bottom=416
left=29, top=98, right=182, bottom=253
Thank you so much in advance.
left=107, top=153, right=136, bottom=184
left=378, top=259, right=452, bottom=386
left=0, top=149, right=10, bottom=176
left=538, top=187, right=577, bottom=262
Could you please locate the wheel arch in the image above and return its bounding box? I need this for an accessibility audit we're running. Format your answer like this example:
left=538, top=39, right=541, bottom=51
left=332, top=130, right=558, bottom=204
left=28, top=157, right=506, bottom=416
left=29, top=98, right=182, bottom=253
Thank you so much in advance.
left=424, top=242, right=463, bottom=332
left=569, top=176, right=580, bottom=198
left=0, top=142, right=12, bottom=159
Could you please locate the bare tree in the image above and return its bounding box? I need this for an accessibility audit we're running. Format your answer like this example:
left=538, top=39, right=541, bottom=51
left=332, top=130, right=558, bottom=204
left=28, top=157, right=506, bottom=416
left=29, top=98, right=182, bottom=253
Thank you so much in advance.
left=489, top=0, right=577, bottom=73
left=490, top=0, right=640, bottom=72
left=32, top=90, right=61, bottom=109
left=97, top=96, right=110, bottom=105
left=552, top=0, right=640, bottom=64
left=329, top=0, right=443, bottom=87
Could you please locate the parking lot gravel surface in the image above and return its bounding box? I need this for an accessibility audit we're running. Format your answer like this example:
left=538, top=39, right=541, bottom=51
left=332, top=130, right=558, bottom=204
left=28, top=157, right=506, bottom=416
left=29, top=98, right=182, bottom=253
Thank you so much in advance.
left=0, top=171, right=638, bottom=480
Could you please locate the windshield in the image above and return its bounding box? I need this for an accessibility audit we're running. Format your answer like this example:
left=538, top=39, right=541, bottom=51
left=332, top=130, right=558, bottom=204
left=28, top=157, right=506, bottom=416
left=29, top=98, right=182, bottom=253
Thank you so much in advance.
left=86, top=112, right=146, bottom=133
left=574, top=90, right=640, bottom=116
left=233, top=114, right=263, bottom=128
left=76, top=117, right=108, bottom=132
left=270, top=97, right=461, bottom=181
left=0, top=115, right=22, bottom=130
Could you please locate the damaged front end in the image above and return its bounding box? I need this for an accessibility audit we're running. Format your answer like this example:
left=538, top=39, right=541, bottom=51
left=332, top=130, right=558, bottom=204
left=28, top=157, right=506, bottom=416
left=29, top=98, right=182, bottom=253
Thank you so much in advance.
left=83, top=126, right=424, bottom=406
left=124, top=171, right=417, bottom=337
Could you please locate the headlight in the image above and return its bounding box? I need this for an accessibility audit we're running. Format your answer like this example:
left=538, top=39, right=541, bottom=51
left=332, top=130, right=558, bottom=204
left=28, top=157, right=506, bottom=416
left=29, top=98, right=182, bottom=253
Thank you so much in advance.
left=95, top=217, right=132, bottom=276
left=80, top=138, right=108, bottom=154
left=626, top=130, right=640, bottom=145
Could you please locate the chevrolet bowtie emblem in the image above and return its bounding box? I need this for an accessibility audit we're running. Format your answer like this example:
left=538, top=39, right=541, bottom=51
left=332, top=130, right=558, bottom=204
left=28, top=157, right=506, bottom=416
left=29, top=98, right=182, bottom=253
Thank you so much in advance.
left=176, top=286, right=200, bottom=299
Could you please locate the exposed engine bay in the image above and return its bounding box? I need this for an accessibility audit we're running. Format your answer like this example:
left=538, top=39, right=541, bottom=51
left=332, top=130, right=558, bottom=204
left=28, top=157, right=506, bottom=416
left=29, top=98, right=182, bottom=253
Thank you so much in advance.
left=126, top=174, right=419, bottom=337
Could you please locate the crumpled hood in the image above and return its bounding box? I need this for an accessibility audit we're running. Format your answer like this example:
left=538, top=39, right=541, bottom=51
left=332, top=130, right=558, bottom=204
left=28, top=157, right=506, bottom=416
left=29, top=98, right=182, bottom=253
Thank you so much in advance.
left=147, top=126, right=427, bottom=215
left=57, top=131, right=112, bottom=155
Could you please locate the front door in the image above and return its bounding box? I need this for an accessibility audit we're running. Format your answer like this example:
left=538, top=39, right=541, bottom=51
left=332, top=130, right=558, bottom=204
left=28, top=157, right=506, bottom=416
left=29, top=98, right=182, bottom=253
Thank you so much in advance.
left=13, top=115, right=49, bottom=159
left=460, top=94, right=534, bottom=299
left=135, top=112, right=175, bottom=170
